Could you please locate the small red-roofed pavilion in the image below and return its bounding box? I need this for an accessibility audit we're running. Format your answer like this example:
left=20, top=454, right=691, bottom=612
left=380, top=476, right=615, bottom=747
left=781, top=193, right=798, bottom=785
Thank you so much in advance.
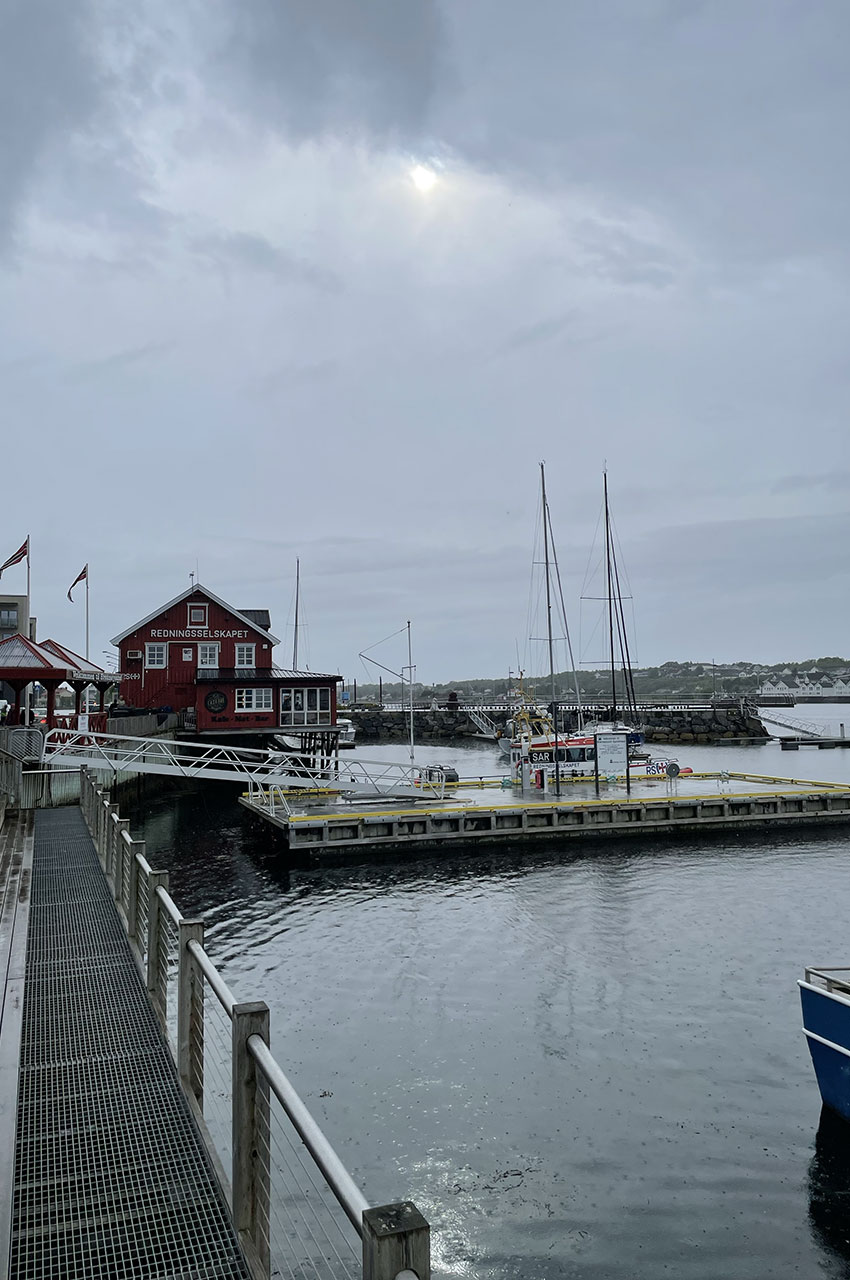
left=0, top=635, right=116, bottom=727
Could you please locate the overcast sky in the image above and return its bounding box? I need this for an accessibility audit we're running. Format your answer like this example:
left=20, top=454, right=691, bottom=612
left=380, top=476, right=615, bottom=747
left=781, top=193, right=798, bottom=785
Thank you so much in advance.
left=2, top=0, right=849, bottom=681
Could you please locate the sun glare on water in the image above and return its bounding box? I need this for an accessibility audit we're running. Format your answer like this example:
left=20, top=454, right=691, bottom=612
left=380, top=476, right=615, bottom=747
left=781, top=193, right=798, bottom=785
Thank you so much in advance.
left=410, top=164, right=438, bottom=192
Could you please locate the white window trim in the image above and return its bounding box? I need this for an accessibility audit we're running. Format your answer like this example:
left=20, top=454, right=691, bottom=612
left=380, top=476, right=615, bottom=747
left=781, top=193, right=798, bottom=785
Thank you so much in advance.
left=235, top=687, right=273, bottom=712
left=187, top=603, right=208, bottom=628
left=280, top=685, right=333, bottom=726
left=235, top=643, right=256, bottom=668
left=145, top=643, right=167, bottom=669
left=198, top=643, right=220, bottom=668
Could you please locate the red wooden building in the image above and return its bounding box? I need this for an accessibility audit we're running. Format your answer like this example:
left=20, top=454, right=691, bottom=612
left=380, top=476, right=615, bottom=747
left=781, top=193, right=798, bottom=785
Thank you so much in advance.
left=111, top=584, right=342, bottom=738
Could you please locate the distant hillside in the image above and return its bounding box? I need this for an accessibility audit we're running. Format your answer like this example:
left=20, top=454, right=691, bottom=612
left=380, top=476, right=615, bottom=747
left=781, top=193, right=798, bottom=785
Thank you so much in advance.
left=348, top=658, right=850, bottom=703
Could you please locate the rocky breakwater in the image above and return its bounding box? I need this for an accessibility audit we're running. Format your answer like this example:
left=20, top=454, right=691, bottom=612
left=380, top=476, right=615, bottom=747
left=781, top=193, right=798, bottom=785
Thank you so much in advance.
left=637, top=704, right=769, bottom=743
left=348, top=708, right=492, bottom=743
left=348, top=703, right=769, bottom=745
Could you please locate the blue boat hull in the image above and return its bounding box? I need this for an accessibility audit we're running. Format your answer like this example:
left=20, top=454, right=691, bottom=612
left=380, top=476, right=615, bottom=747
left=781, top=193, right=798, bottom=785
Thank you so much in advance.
left=800, top=983, right=850, bottom=1123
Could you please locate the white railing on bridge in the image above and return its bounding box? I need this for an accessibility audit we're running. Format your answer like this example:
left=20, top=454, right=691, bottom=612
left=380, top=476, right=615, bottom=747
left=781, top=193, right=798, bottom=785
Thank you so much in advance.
left=44, top=728, right=453, bottom=804
left=80, top=769, right=431, bottom=1280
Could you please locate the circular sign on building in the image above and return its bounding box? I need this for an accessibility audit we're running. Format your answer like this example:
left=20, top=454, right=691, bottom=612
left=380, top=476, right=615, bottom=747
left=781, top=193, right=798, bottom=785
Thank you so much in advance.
left=204, top=691, right=228, bottom=713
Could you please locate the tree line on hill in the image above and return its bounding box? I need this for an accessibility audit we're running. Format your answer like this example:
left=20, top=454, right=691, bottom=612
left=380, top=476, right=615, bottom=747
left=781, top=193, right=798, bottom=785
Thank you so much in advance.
left=346, top=658, right=850, bottom=704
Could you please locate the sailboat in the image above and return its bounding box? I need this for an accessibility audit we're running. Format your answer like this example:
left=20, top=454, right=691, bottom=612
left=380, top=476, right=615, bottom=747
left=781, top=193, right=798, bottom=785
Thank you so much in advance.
left=499, top=469, right=688, bottom=781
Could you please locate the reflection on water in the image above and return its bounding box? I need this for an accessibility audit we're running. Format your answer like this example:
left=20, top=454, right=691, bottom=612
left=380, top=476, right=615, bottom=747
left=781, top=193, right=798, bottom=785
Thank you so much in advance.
left=809, top=1110, right=850, bottom=1272
left=124, top=731, right=850, bottom=1279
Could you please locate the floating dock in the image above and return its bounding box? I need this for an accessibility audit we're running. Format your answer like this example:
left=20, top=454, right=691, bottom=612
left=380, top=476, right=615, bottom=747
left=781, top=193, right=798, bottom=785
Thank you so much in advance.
left=239, top=772, right=850, bottom=862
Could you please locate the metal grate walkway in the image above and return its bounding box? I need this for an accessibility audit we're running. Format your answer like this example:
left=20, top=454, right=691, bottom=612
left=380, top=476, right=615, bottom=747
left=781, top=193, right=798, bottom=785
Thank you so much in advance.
left=10, top=807, right=252, bottom=1280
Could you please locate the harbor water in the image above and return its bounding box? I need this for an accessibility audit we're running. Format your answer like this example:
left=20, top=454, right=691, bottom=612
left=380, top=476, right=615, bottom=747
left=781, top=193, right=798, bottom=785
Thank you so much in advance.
left=128, top=705, right=850, bottom=1279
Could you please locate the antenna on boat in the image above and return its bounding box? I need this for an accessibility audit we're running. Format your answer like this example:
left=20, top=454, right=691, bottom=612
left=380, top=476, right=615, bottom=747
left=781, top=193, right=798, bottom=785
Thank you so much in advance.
left=292, top=558, right=300, bottom=670
left=540, top=461, right=561, bottom=797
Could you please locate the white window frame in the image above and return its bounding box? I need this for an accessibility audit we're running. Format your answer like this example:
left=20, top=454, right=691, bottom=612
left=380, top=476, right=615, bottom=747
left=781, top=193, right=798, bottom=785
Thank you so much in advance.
left=198, top=643, right=219, bottom=669
left=235, top=687, right=273, bottom=712
left=187, top=603, right=208, bottom=628
left=145, top=643, right=167, bottom=669
left=235, top=643, right=256, bottom=668
left=280, top=686, right=332, bottom=726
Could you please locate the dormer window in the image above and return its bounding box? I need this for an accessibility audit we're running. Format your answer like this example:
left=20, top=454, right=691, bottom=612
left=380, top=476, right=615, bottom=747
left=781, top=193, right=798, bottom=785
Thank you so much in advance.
left=187, top=603, right=208, bottom=628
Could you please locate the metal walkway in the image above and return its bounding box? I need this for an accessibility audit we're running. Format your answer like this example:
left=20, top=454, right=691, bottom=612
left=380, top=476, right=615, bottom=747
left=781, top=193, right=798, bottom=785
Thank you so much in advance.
left=42, top=729, right=449, bottom=802
left=9, top=807, right=251, bottom=1280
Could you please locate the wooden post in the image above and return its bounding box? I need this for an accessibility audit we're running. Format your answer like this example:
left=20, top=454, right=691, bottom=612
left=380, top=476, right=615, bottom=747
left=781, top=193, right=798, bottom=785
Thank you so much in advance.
left=146, top=869, right=170, bottom=1030
left=114, top=818, right=130, bottom=906
left=232, top=1001, right=271, bottom=1280
left=95, top=791, right=107, bottom=859
left=127, top=839, right=145, bottom=947
left=178, top=919, right=205, bottom=1109
left=362, top=1202, right=431, bottom=1280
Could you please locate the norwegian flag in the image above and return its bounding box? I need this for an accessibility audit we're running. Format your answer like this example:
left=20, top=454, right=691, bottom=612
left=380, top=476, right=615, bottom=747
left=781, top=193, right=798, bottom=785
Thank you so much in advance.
left=0, top=536, right=28, bottom=578
left=67, top=564, right=88, bottom=602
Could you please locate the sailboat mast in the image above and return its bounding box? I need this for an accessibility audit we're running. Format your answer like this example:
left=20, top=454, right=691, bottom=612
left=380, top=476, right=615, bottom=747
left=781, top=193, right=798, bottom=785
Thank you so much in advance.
left=407, top=619, right=415, bottom=767
left=292, top=558, right=300, bottom=670
left=540, top=462, right=561, bottom=796
left=604, top=471, right=617, bottom=721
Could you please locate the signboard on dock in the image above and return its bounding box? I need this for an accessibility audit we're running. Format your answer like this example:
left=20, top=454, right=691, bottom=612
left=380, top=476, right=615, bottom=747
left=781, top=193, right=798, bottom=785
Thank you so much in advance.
left=594, top=731, right=630, bottom=794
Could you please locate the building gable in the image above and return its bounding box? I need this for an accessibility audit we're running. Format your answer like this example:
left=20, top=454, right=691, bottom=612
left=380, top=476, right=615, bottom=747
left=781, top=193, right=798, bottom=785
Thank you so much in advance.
left=111, top=583, right=280, bottom=646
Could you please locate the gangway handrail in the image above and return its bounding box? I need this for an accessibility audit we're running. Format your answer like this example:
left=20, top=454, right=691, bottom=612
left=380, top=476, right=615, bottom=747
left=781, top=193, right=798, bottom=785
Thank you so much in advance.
left=79, top=767, right=430, bottom=1280
left=47, top=727, right=451, bottom=803
left=248, top=1034, right=370, bottom=1233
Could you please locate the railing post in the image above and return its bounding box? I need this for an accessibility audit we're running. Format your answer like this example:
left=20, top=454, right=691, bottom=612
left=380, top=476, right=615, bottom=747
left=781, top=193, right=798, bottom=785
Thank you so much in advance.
left=362, top=1202, right=431, bottom=1280
left=146, top=871, right=170, bottom=1029
left=232, top=1002, right=271, bottom=1280
left=178, top=920, right=204, bottom=1110
left=127, top=840, right=144, bottom=947
left=98, top=793, right=110, bottom=862
left=114, top=819, right=130, bottom=906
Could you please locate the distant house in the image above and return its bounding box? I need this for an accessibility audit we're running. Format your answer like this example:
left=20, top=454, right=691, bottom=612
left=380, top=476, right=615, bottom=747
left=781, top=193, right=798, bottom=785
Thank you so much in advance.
left=111, top=583, right=342, bottom=737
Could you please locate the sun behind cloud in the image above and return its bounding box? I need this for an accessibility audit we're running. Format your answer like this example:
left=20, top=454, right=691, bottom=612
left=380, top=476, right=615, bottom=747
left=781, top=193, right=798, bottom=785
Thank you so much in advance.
left=410, top=164, right=437, bottom=192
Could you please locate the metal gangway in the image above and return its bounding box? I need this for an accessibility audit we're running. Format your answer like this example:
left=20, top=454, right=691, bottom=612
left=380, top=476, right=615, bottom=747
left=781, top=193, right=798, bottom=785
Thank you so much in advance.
left=41, top=728, right=452, bottom=804
left=759, top=711, right=833, bottom=738
left=465, top=707, right=501, bottom=740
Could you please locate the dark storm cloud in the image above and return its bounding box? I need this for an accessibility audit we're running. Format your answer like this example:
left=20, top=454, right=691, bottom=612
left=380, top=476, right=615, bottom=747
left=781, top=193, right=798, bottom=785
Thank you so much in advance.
left=193, top=231, right=342, bottom=291
left=0, top=0, right=99, bottom=240
left=433, top=0, right=850, bottom=261
left=66, top=341, right=174, bottom=382
left=500, top=312, right=579, bottom=354
left=216, top=0, right=448, bottom=142
left=773, top=472, right=850, bottom=495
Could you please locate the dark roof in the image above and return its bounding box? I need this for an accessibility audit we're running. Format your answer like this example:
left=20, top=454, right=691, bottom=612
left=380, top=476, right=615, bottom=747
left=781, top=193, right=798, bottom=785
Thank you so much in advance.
left=239, top=610, right=271, bottom=631
left=194, top=667, right=342, bottom=683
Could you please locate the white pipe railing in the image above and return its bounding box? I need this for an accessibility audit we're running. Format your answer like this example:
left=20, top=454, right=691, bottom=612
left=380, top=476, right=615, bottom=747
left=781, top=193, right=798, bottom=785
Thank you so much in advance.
left=79, top=768, right=430, bottom=1280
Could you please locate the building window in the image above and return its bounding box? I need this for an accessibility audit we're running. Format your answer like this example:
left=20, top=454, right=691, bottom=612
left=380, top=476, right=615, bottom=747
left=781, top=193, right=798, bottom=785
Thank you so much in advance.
left=0, top=607, right=18, bottom=629
left=280, top=686, right=331, bottom=725
left=235, top=643, right=255, bottom=668
left=198, top=644, right=219, bottom=668
left=187, top=603, right=208, bottom=627
left=145, top=643, right=167, bottom=668
left=236, top=688, right=273, bottom=712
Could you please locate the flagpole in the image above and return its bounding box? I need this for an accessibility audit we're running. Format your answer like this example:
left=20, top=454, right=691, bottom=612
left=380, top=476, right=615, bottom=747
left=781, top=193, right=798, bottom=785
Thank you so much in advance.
left=26, top=535, right=31, bottom=724
left=85, top=565, right=90, bottom=662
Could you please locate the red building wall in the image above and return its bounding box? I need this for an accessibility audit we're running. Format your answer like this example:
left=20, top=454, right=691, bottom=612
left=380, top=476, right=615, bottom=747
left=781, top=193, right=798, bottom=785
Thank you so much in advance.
left=116, top=588, right=339, bottom=736
left=118, top=592, right=274, bottom=712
